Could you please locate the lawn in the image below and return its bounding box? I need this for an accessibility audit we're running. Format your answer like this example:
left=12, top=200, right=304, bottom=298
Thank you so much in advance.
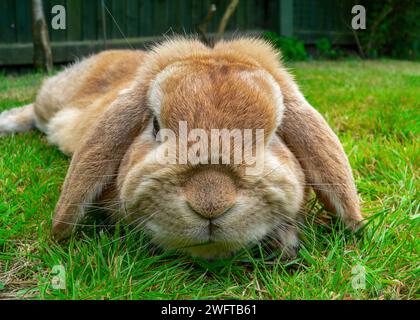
left=0, top=60, right=418, bottom=300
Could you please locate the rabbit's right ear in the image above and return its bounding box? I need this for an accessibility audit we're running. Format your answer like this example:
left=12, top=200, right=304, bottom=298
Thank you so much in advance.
left=51, top=88, right=151, bottom=240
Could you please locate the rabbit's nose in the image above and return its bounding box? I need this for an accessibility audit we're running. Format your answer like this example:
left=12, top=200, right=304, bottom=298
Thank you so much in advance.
left=184, top=169, right=237, bottom=219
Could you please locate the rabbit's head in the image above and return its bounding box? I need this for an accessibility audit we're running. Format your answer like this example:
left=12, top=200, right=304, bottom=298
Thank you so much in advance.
left=116, top=49, right=305, bottom=258
left=52, top=38, right=363, bottom=259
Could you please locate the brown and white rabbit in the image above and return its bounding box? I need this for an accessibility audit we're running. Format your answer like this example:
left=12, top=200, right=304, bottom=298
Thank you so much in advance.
left=0, top=37, right=364, bottom=259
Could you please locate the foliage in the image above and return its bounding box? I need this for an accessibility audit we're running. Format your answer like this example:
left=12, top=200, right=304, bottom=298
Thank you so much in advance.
left=315, top=38, right=343, bottom=60
left=263, top=32, right=309, bottom=62
left=357, top=0, right=419, bottom=59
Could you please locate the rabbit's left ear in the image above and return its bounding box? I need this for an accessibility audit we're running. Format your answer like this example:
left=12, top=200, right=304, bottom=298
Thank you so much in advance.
left=51, top=90, right=151, bottom=240
left=216, top=38, right=364, bottom=230
left=275, top=71, right=364, bottom=230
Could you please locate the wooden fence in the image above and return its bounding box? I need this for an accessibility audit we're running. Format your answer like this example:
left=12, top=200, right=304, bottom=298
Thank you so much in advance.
left=0, top=0, right=355, bottom=66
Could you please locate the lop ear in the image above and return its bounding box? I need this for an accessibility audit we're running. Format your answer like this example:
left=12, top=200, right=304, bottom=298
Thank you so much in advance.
left=51, top=90, right=151, bottom=240
left=276, top=73, right=364, bottom=231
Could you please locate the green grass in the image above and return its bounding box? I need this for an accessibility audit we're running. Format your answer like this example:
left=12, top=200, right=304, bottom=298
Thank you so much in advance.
left=0, top=60, right=418, bottom=300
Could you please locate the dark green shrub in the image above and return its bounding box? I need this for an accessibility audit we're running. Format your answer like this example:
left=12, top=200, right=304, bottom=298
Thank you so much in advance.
left=315, top=38, right=340, bottom=59
left=357, top=0, right=419, bottom=59
left=263, top=31, right=309, bottom=62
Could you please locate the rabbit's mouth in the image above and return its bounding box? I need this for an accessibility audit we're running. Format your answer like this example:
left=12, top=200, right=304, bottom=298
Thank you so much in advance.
left=163, top=235, right=251, bottom=260
left=141, top=209, right=272, bottom=259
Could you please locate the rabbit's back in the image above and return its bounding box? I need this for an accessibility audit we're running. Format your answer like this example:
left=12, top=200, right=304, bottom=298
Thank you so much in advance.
left=34, top=50, right=145, bottom=154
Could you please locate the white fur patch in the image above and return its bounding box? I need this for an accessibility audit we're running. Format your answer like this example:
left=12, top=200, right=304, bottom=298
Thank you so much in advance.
left=0, top=111, right=21, bottom=133
left=46, top=108, right=82, bottom=147
left=0, top=104, right=35, bottom=135
left=118, top=87, right=131, bottom=96
left=239, top=69, right=284, bottom=128
left=148, top=65, right=178, bottom=118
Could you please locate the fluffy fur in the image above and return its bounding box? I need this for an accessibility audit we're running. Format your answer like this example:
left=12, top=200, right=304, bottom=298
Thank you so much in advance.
left=0, top=37, right=364, bottom=259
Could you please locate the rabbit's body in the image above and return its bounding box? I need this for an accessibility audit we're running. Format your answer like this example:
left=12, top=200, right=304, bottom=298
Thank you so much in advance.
left=34, top=50, right=146, bottom=155
left=1, top=37, right=363, bottom=259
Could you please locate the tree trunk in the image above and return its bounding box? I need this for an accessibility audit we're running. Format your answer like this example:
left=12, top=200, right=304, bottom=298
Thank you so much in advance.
left=214, top=0, right=239, bottom=43
left=197, top=3, right=217, bottom=46
left=32, top=0, right=53, bottom=72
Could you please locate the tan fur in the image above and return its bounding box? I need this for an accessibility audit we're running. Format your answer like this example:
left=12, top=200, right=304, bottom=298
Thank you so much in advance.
left=34, top=50, right=145, bottom=153
left=0, top=104, right=35, bottom=135
left=1, top=37, right=363, bottom=259
left=183, top=168, right=237, bottom=219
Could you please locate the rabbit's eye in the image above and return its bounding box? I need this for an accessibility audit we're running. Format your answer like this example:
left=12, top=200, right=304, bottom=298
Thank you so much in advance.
left=152, top=116, right=160, bottom=137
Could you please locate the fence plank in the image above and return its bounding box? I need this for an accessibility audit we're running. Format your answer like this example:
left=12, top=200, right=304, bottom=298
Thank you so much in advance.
left=126, top=0, right=139, bottom=38
left=191, top=0, right=201, bottom=34
left=67, top=0, right=82, bottom=41
left=111, top=0, right=126, bottom=39
left=153, top=0, right=168, bottom=35
left=15, top=0, right=32, bottom=43
left=280, top=0, right=293, bottom=36
left=139, top=0, right=153, bottom=36
left=104, top=0, right=113, bottom=40
left=252, top=0, right=264, bottom=31
left=97, top=0, right=106, bottom=44
left=82, top=0, right=97, bottom=40
left=179, top=0, right=193, bottom=33
left=236, top=0, right=247, bottom=31
left=166, top=0, right=180, bottom=34
left=0, top=0, right=17, bottom=43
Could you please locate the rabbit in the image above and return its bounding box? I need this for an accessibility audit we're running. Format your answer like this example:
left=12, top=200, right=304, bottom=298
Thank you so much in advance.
left=0, top=37, right=364, bottom=259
